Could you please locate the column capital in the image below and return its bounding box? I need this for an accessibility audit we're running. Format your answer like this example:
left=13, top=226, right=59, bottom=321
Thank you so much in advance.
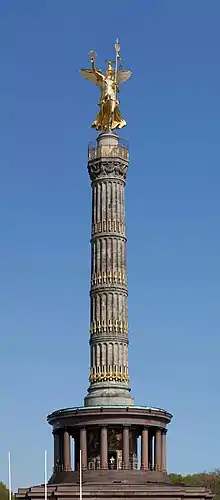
left=155, top=427, right=162, bottom=434
left=53, top=429, right=60, bottom=436
left=161, top=428, right=167, bottom=434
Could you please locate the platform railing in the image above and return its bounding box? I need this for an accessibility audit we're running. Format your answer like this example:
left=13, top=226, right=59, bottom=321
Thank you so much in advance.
left=88, top=139, right=129, bottom=162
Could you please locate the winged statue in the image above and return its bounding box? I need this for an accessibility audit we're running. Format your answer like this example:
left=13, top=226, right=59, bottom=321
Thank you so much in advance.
left=80, top=40, right=131, bottom=132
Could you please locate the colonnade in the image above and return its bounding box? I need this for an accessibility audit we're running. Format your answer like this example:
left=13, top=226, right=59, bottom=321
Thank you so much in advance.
left=53, top=427, right=167, bottom=473
left=141, top=427, right=167, bottom=471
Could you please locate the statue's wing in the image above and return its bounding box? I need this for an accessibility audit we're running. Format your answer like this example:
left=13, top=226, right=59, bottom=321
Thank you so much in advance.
left=116, top=69, right=132, bottom=85
left=80, top=68, right=103, bottom=86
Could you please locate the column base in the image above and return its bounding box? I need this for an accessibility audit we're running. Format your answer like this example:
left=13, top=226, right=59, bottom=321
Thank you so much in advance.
left=84, top=382, right=134, bottom=407
left=154, top=465, right=161, bottom=472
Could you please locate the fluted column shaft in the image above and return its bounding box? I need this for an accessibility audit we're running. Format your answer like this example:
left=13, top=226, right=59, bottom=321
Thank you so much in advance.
left=63, top=430, right=71, bottom=471
left=59, top=432, right=64, bottom=471
left=123, top=426, right=130, bottom=469
left=161, top=429, right=167, bottom=472
left=80, top=427, right=87, bottom=470
left=89, top=178, right=129, bottom=380
left=53, top=432, right=60, bottom=472
left=85, top=133, right=133, bottom=407
left=148, top=432, right=153, bottom=470
left=100, top=426, right=108, bottom=469
left=154, top=429, right=162, bottom=471
left=74, top=433, right=80, bottom=471
left=141, top=428, right=148, bottom=470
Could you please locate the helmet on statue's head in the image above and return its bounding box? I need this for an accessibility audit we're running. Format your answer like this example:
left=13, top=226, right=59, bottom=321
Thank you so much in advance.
left=105, top=61, right=114, bottom=77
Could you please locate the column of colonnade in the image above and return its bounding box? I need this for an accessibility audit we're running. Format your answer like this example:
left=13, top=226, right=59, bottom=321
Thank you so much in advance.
left=141, top=428, right=167, bottom=472
left=53, top=430, right=71, bottom=472
left=53, top=427, right=167, bottom=473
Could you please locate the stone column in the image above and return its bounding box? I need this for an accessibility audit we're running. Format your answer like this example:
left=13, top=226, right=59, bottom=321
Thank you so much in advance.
left=63, top=429, right=71, bottom=471
left=100, top=426, right=108, bottom=469
left=148, top=432, right=153, bottom=470
left=85, top=132, right=134, bottom=408
left=161, top=429, right=167, bottom=472
left=59, top=431, right=64, bottom=471
left=53, top=431, right=60, bottom=472
left=74, top=433, right=80, bottom=471
left=123, top=426, right=130, bottom=469
left=154, top=428, right=162, bottom=471
left=141, top=427, right=148, bottom=470
left=80, top=427, right=87, bottom=470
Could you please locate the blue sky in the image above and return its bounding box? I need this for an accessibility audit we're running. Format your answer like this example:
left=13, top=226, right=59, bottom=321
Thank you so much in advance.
left=0, top=0, right=219, bottom=490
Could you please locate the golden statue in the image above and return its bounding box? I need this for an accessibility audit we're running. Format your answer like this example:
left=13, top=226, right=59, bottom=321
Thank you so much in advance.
left=80, top=39, right=131, bottom=132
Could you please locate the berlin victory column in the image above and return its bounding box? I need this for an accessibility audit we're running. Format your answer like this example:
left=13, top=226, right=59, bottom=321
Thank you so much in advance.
left=17, top=41, right=212, bottom=500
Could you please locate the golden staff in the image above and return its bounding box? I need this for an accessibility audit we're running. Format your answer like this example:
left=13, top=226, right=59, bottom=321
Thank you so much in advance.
left=114, top=38, right=120, bottom=86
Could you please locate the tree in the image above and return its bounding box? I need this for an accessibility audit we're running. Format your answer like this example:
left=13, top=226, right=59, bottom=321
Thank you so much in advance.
left=0, top=482, right=11, bottom=500
left=169, top=470, right=220, bottom=500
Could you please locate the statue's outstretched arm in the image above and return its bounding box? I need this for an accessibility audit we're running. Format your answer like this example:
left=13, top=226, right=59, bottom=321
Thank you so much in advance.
left=91, top=60, right=104, bottom=82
